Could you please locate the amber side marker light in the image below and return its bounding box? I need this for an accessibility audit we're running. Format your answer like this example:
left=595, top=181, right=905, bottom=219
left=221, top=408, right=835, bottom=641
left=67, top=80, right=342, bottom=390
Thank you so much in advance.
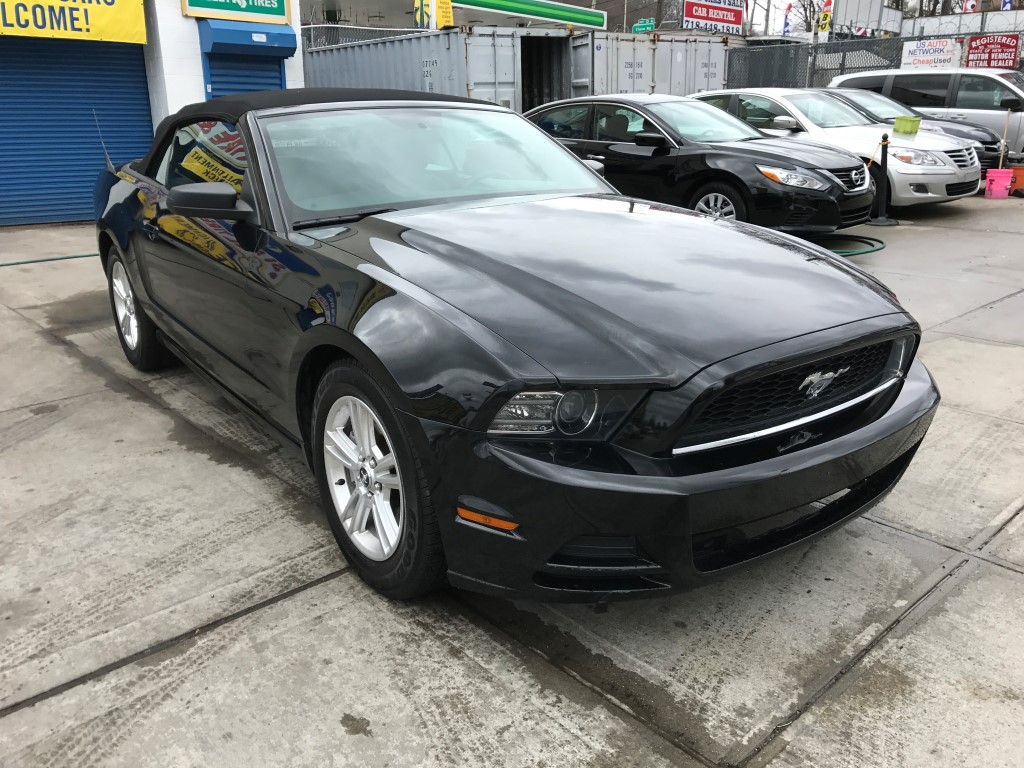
left=456, top=507, right=520, bottom=531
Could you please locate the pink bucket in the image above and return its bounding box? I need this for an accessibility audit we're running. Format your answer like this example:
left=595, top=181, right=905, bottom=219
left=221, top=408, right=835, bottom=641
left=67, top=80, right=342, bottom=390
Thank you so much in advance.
left=985, top=168, right=1013, bottom=199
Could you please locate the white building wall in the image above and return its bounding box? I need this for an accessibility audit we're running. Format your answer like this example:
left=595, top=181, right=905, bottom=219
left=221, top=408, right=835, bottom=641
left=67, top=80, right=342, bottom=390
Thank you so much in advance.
left=285, top=0, right=305, bottom=89
left=143, top=0, right=305, bottom=126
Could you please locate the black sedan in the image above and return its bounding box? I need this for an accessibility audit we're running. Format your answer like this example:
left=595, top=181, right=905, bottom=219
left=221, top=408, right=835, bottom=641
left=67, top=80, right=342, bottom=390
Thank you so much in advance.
left=821, top=87, right=1004, bottom=176
left=524, top=94, right=874, bottom=232
left=96, top=88, right=938, bottom=603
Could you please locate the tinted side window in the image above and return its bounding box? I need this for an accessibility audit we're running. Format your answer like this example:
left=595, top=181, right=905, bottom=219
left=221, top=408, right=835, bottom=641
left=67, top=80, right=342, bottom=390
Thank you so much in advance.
left=593, top=105, right=656, bottom=142
left=700, top=95, right=732, bottom=111
left=736, top=95, right=796, bottom=130
left=890, top=74, right=951, bottom=108
left=955, top=74, right=1016, bottom=110
left=532, top=106, right=589, bottom=139
left=839, top=75, right=886, bottom=93
left=153, top=121, right=249, bottom=191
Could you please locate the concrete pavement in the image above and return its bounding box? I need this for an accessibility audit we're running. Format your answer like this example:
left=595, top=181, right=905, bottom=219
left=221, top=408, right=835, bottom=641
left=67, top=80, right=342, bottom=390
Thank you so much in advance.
left=1, top=195, right=1023, bottom=766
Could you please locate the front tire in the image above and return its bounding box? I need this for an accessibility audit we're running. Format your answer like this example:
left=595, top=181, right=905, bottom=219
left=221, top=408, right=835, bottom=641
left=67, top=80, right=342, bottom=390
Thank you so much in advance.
left=690, top=181, right=748, bottom=222
left=312, top=361, right=445, bottom=599
left=106, top=248, right=176, bottom=371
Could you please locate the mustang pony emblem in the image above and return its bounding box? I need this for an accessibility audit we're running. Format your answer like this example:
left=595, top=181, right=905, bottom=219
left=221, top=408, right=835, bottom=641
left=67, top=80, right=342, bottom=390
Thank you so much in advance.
left=799, top=367, right=850, bottom=398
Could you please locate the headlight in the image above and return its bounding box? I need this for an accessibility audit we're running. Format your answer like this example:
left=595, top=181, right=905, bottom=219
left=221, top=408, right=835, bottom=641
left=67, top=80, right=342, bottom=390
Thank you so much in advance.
left=756, top=165, right=829, bottom=191
left=488, top=390, right=645, bottom=438
left=889, top=147, right=940, bottom=166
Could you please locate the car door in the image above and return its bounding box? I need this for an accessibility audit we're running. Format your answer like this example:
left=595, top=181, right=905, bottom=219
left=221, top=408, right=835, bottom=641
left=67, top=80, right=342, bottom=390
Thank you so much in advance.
left=137, top=117, right=315, bottom=419
left=528, top=104, right=592, bottom=159
left=948, top=73, right=1022, bottom=141
left=888, top=73, right=952, bottom=119
left=581, top=103, right=678, bottom=201
left=734, top=94, right=808, bottom=138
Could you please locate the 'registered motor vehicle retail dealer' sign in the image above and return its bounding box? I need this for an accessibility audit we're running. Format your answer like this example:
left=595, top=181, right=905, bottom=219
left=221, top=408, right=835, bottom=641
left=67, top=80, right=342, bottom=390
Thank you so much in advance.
left=0, top=0, right=146, bottom=44
left=182, top=0, right=290, bottom=24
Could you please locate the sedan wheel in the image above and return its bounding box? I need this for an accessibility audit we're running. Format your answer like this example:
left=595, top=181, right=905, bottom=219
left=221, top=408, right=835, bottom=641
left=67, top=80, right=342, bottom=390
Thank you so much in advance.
left=323, top=396, right=404, bottom=561
left=690, top=182, right=748, bottom=223
left=694, top=192, right=737, bottom=219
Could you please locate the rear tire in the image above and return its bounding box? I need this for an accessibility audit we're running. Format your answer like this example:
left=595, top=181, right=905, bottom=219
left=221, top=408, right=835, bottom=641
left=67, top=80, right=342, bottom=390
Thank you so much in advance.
left=106, top=248, right=176, bottom=371
left=312, top=361, right=445, bottom=600
left=690, top=181, right=748, bottom=222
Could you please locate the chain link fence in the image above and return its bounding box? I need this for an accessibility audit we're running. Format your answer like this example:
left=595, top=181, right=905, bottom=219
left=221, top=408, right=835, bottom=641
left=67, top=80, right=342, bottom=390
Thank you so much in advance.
left=727, top=34, right=1023, bottom=89
left=302, top=24, right=428, bottom=51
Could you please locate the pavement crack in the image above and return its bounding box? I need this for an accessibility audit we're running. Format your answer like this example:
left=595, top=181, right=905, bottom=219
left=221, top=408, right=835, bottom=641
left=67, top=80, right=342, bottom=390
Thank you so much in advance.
left=0, top=568, right=349, bottom=722
left=733, top=556, right=971, bottom=767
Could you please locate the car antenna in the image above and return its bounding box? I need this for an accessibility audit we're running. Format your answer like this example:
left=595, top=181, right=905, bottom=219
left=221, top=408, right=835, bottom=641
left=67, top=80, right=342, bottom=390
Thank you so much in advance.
left=92, top=109, right=115, bottom=172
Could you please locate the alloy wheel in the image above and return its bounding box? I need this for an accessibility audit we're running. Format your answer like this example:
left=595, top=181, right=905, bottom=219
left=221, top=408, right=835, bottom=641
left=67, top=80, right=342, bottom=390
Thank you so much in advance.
left=694, top=193, right=737, bottom=220
left=110, top=262, right=139, bottom=350
left=323, top=396, right=404, bottom=561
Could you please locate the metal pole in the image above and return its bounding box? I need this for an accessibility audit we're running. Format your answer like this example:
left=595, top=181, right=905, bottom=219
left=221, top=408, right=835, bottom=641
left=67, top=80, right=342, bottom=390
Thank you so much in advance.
left=869, top=132, right=899, bottom=226
left=624, top=0, right=628, bottom=31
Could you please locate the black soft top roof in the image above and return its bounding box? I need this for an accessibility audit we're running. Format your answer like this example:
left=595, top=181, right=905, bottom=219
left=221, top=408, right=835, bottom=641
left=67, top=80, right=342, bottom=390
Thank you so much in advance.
left=140, top=88, right=488, bottom=174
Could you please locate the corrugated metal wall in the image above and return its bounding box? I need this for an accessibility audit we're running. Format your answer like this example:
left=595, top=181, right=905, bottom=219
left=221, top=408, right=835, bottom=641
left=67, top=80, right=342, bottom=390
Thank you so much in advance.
left=0, top=37, right=153, bottom=225
left=305, top=31, right=469, bottom=96
left=302, top=29, right=729, bottom=110
left=207, top=55, right=285, bottom=99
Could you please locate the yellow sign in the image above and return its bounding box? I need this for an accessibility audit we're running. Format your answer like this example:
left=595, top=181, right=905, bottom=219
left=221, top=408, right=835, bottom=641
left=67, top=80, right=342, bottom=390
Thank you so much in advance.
left=817, top=10, right=832, bottom=33
left=181, top=147, right=244, bottom=191
left=0, top=0, right=146, bottom=44
left=436, top=0, right=454, bottom=28
left=413, top=0, right=454, bottom=29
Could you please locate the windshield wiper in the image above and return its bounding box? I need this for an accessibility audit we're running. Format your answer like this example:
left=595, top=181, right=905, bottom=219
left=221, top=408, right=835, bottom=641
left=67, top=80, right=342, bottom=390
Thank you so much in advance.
left=292, top=208, right=398, bottom=230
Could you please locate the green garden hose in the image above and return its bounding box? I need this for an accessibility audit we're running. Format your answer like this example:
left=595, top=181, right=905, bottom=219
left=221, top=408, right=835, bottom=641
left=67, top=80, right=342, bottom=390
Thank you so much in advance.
left=0, top=253, right=99, bottom=268
left=804, top=234, right=886, bottom=257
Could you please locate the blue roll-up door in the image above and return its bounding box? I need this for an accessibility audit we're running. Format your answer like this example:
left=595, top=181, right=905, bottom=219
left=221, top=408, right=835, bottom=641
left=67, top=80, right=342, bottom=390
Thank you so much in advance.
left=0, top=37, right=152, bottom=226
left=207, top=55, right=284, bottom=99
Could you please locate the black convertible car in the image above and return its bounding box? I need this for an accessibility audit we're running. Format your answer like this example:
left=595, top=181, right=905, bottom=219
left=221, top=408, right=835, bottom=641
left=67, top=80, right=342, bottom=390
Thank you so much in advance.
left=96, top=88, right=938, bottom=602
left=525, top=93, right=874, bottom=232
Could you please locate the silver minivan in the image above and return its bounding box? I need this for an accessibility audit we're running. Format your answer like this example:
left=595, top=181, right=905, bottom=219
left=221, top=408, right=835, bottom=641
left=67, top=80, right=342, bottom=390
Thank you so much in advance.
left=830, top=69, right=1024, bottom=153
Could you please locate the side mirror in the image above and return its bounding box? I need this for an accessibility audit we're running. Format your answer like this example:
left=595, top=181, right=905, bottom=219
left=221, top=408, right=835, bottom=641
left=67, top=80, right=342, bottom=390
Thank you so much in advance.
left=773, top=116, right=799, bottom=131
left=582, top=159, right=605, bottom=177
left=1000, top=96, right=1023, bottom=112
left=167, top=182, right=252, bottom=221
left=634, top=132, right=668, bottom=147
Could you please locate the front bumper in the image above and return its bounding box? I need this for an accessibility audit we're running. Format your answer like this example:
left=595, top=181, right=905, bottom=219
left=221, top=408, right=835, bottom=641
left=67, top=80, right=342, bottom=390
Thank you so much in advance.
left=410, top=360, right=939, bottom=603
left=889, top=163, right=980, bottom=206
left=748, top=184, right=873, bottom=233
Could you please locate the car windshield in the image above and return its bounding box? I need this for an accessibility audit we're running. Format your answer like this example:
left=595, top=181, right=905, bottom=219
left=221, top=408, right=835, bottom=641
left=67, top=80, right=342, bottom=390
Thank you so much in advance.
left=647, top=100, right=762, bottom=142
left=833, top=90, right=919, bottom=120
left=260, top=107, right=608, bottom=221
left=998, top=71, right=1024, bottom=91
left=788, top=92, right=874, bottom=127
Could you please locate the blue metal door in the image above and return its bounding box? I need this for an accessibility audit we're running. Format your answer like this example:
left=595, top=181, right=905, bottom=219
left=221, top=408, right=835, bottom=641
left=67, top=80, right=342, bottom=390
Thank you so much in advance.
left=206, top=55, right=285, bottom=99
left=0, top=37, right=152, bottom=225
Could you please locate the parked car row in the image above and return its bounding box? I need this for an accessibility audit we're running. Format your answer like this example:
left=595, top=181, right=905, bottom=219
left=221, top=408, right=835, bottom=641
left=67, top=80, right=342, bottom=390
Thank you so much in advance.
left=527, top=73, right=1018, bottom=231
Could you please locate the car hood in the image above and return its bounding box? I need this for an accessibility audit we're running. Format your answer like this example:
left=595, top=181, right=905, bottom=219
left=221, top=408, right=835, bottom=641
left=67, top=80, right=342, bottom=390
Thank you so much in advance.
left=811, top=124, right=973, bottom=154
left=917, top=119, right=1000, bottom=144
left=314, top=195, right=904, bottom=385
left=710, top=137, right=863, bottom=169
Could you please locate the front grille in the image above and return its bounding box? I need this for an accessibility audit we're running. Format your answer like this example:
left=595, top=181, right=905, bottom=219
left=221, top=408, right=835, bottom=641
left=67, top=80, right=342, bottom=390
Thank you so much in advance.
left=830, top=166, right=868, bottom=192
left=686, top=341, right=893, bottom=441
left=946, top=180, right=979, bottom=196
left=943, top=147, right=978, bottom=169
left=840, top=205, right=871, bottom=226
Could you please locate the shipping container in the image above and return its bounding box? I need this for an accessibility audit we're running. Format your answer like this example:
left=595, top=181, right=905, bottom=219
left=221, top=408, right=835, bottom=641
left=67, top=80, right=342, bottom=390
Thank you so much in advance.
left=304, top=27, right=729, bottom=112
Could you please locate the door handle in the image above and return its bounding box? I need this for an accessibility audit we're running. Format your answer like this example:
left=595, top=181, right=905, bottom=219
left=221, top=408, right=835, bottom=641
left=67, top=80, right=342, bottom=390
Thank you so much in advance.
left=141, top=220, right=160, bottom=241
left=948, top=113, right=967, bottom=120
left=587, top=154, right=606, bottom=161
